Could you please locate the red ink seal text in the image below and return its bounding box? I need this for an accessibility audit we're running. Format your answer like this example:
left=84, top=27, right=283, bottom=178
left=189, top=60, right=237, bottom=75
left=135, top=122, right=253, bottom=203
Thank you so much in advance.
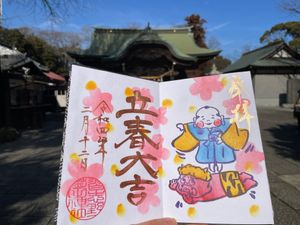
left=66, top=177, right=106, bottom=220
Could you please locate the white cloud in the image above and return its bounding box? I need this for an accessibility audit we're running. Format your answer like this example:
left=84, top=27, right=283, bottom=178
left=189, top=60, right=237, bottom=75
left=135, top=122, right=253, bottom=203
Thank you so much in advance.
left=207, top=22, right=231, bottom=32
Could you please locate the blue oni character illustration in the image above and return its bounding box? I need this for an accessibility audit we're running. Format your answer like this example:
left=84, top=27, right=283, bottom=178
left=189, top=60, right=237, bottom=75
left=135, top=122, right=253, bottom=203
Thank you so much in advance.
left=172, top=106, right=249, bottom=172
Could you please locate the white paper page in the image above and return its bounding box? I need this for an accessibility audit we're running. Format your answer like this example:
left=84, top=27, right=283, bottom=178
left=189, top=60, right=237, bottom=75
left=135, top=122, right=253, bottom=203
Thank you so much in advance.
left=159, top=72, right=273, bottom=224
left=57, top=65, right=164, bottom=225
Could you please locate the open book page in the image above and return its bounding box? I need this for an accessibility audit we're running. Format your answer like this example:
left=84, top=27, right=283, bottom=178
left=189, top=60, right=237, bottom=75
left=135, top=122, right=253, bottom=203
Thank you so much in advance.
left=57, top=65, right=164, bottom=225
left=160, top=72, right=273, bottom=224
left=57, top=66, right=273, bottom=225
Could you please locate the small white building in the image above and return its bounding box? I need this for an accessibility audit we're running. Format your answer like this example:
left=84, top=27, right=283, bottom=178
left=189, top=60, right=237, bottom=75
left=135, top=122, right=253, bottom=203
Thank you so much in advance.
left=223, top=41, right=300, bottom=106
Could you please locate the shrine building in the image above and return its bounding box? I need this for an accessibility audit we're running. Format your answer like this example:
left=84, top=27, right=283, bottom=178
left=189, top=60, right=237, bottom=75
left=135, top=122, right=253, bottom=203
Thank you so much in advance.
left=223, top=41, right=300, bottom=106
left=69, top=26, right=220, bottom=81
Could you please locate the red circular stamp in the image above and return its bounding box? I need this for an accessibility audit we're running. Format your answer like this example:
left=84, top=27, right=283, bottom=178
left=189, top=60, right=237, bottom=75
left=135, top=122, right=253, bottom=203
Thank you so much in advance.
left=66, top=177, right=106, bottom=220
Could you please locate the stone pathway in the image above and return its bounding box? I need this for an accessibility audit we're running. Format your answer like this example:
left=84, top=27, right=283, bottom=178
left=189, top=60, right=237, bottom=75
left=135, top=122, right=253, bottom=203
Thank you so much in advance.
left=0, top=113, right=63, bottom=225
left=258, top=107, right=300, bottom=225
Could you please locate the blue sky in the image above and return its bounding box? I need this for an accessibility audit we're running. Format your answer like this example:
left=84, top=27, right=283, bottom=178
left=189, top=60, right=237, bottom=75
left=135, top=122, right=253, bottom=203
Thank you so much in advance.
left=3, top=0, right=300, bottom=60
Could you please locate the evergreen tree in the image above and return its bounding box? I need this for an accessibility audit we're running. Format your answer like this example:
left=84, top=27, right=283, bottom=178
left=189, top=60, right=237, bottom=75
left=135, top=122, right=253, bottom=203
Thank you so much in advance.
left=260, top=21, right=300, bottom=49
left=0, top=27, right=73, bottom=73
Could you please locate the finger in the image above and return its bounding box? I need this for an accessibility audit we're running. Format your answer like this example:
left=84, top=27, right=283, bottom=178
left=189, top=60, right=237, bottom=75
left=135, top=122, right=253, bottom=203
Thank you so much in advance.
left=134, top=218, right=177, bottom=225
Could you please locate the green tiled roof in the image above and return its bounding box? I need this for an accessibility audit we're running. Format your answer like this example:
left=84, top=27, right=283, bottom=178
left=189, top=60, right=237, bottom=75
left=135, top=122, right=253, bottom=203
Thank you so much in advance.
left=223, top=41, right=300, bottom=73
left=80, top=27, right=220, bottom=62
left=157, top=29, right=219, bottom=56
left=252, top=58, right=300, bottom=67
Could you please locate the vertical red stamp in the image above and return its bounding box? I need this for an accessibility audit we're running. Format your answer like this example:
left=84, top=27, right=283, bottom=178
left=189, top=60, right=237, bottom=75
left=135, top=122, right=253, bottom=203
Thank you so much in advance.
left=66, top=177, right=106, bottom=220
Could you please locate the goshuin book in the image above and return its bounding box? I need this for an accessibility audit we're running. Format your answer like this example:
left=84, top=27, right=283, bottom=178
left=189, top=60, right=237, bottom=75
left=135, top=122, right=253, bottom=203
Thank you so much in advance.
left=56, top=65, right=273, bottom=225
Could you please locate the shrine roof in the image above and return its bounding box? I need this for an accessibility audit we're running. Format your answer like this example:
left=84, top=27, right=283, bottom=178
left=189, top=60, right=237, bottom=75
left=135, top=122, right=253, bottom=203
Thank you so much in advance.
left=71, top=27, right=220, bottom=62
left=223, top=41, right=300, bottom=73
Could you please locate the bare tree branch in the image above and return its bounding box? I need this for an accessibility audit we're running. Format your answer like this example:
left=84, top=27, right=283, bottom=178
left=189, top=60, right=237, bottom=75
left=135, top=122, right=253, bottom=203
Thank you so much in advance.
left=7, top=0, right=92, bottom=21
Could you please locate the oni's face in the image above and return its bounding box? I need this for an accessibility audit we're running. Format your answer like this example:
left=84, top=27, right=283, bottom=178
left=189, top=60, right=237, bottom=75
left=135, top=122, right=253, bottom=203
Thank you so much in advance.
left=194, top=107, right=223, bottom=129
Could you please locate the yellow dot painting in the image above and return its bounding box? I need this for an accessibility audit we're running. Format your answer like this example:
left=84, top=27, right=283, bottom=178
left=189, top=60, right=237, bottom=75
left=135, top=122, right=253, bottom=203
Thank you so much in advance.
left=249, top=204, right=260, bottom=217
left=220, top=77, right=228, bottom=87
left=69, top=213, right=78, bottom=223
left=187, top=207, right=197, bottom=218
left=106, top=122, right=114, bottom=132
left=85, top=80, right=97, bottom=90
left=173, top=154, right=184, bottom=165
left=70, top=153, right=80, bottom=162
left=111, top=164, right=119, bottom=176
left=244, top=161, right=254, bottom=172
left=116, top=203, right=126, bottom=217
left=188, top=105, right=197, bottom=113
left=157, top=166, right=166, bottom=178
left=162, top=98, right=173, bottom=108
left=125, top=87, right=134, bottom=96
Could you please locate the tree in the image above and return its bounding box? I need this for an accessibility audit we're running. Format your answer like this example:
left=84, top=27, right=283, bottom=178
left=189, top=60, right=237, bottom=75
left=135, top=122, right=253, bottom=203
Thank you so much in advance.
left=206, top=37, right=231, bottom=71
left=280, top=0, right=300, bottom=14
left=214, top=56, right=231, bottom=72
left=0, top=28, right=27, bottom=51
left=207, top=36, right=221, bottom=50
left=18, top=26, right=92, bottom=51
left=260, top=21, right=300, bottom=49
left=0, top=27, right=68, bottom=73
left=184, top=14, right=210, bottom=76
left=184, top=14, right=232, bottom=75
left=185, top=14, right=207, bottom=48
left=5, top=0, right=89, bottom=21
left=23, top=28, right=81, bottom=51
